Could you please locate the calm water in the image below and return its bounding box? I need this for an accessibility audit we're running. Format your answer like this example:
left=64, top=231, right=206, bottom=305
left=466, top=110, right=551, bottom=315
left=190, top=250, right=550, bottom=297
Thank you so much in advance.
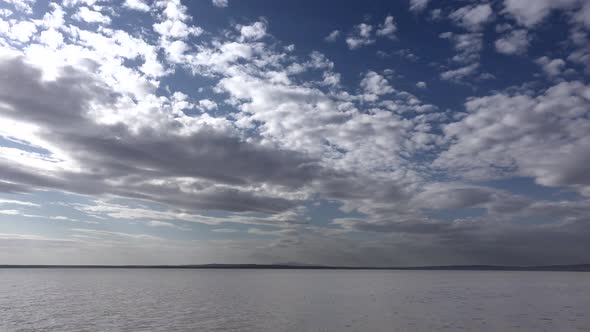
left=0, top=269, right=589, bottom=332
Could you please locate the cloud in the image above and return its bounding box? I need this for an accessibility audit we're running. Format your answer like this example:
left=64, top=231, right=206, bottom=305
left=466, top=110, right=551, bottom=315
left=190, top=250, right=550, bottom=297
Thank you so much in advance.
left=440, top=32, right=483, bottom=64
left=124, top=0, right=150, bottom=12
left=147, top=220, right=187, bottom=229
left=440, top=63, right=479, bottom=81
left=239, top=21, right=267, bottom=41
left=324, top=30, right=340, bottom=42
left=198, top=99, right=218, bottom=111
left=212, top=228, right=238, bottom=233
left=73, top=7, right=111, bottom=25
left=573, top=0, right=590, bottom=28
left=495, top=29, right=530, bottom=55
left=153, top=0, right=203, bottom=41
left=1, top=19, right=37, bottom=42
left=502, top=0, right=580, bottom=27
left=0, top=199, right=40, bottom=207
left=72, top=228, right=163, bottom=241
left=535, top=56, right=566, bottom=76
left=449, top=4, right=494, bottom=31
left=436, top=80, right=590, bottom=194
left=376, top=16, right=396, bottom=38
left=0, top=54, right=326, bottom=215
left=346, top=23, right=374, bottom=49
left=409, top=0, right=430, bottom=13
left=2, top=0, right=35, bottom=14
left=360, top=71, right=394, bottom=100
left=0, top=0, right=589, bottom=266
left=212, top=0, right=228, bottom=8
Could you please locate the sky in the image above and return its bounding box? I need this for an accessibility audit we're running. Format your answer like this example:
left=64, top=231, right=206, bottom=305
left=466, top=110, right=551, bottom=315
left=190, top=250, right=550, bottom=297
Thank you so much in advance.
left=0, top=0, right=589, bottom=266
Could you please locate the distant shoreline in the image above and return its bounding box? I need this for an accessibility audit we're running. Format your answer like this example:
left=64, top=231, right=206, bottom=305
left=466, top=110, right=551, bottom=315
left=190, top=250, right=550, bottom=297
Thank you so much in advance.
left=1, top=264, right=589, bottom=271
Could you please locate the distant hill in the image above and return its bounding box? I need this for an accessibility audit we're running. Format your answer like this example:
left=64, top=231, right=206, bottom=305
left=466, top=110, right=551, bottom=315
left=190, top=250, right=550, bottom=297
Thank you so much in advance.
left=0, top=264, right=589, bottom=271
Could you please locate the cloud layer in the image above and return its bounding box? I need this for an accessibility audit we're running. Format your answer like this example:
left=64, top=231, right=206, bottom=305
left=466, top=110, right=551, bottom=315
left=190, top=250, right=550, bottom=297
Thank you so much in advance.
left=0, top=0, right=589, bottom=265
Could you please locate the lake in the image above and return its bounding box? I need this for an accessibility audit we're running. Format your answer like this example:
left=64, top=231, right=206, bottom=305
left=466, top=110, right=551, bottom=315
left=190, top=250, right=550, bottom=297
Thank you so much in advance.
left=0, top=269, right=588, bottom=331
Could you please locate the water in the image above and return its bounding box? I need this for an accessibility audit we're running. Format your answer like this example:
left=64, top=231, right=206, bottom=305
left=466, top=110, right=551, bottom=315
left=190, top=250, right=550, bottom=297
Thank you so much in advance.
left=0, top=269, right=589, bottom=332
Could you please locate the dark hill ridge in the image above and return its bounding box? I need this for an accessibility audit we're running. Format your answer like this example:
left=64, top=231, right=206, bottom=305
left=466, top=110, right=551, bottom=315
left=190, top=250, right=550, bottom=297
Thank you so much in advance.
left=0, top=264, right=589, bottom=271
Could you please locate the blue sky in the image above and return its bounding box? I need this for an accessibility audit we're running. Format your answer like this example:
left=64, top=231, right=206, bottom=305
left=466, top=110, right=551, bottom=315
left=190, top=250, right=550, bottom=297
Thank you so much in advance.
left=0, top=0, right=589, bottom=265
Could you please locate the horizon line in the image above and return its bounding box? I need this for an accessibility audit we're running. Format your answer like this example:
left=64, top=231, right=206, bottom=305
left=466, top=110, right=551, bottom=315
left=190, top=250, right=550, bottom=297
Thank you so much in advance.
left=0, top=263, right=589, bottom=271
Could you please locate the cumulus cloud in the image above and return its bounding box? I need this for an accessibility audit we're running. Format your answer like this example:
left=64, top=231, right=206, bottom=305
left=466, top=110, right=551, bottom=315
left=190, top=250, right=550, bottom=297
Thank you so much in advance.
left=409, top=0, right=430, bottom=13
left=73, top=7, right=112, bottom=25
left=212, top=0, right=228, bottom=8
left=436, top=81, right=590, bottom=194
left=440, top=32, right=483, bottom=64
left=198, top=99, right=218, bottom=111
left=449, top=4, right=494, bottom=31
left=346, top=23, right=374, bottom=49
left=324, top=30, right=340, bottom=42
left=502, top=0, right=580, bottom=27
left=495, top=29, right=530, bottom=55
left=124, top=0, right=150, bottom=12
left=376, top=16, right=397, bottom=38
left=360, top=71, right=394, bottom=100
left=2, top=0, right=35, bottom=13
left=239, top=21, right=267, bottom=41
left=535, top=56, right=566, bottom=76
left=441, top=63, right=479, bottom=81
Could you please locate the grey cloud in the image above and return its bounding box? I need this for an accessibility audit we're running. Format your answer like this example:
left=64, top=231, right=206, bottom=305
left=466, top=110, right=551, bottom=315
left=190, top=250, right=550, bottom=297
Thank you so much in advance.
left=495, top=29, right=530, bottom=55
left=0, top=55, right=323, bottom=215
left=502, top=0, right=581, bottom=27
left=435, top=81, right=590, bottom=192
left=449, top=4, right=494, bottom=31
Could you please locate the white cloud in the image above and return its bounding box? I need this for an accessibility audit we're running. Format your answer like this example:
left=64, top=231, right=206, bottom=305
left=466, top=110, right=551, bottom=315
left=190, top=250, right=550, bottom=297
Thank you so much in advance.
left=324, top=30, right=340, bottom=42
left=440, top=32, right=483, bottom=64
left=416, top=81, right=427, bottom=89
left=440, top=63, right=480, bottom=81
left=346, top=23, right=374, bottom=49
left=153, top=0, right=203, bottom=42
left=72, top=228, right=163, bottom=241
left=240, top=21, right=267, bottom=41
left=436, top=80, right=590, bottom=194
left=376, top=16, right=396, bottom=38
left=450, top=4, right=494, bottom=31
left=147, top=220, right=182, bottom=228
left=504, top=0, right=583, bottom=27
left=360, top=71, right=394, bottom=99
left=535, top=56, right=566, bottom=76
left=573, top=0, right=590, bottom=29
left=40, top=4, right=64, bottom=29
left=154, top=20, right=202, bottom=39
left=495, top=29, right=530, bottom=55
left=212, top=0, right=228, bottom=8
left=165, top=39, right=188, bottom=63
left=2, top=0, right=35, bottom=14
left=0, top=199, right=39, bottom=207
left=73, top=7, right=111, bottom=25
left=124, top=0, right=151, bottom=12
left=3, top=20, right=37, bottom=42
left=409, top=0, right=430, bottom=13
left=0, top=9, right=13, bottom=17
left=503, top=0, right=579, bottom=27
left=198, top=99, right=218, bottom=111
left=39, top=29, right=64, bottom=49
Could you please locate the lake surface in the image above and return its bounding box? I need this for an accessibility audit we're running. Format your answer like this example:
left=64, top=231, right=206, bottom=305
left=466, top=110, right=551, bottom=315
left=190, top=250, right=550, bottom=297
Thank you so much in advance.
left=0, top=269, right=589, bottom=331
